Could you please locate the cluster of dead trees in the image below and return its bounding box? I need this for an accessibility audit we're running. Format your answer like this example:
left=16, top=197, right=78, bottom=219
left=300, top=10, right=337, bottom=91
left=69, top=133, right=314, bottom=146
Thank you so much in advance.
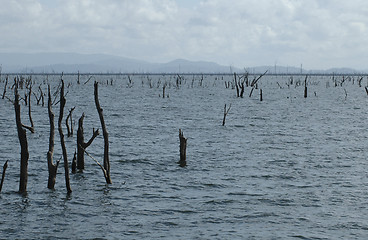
left=0, top=76, right=111, bottom=194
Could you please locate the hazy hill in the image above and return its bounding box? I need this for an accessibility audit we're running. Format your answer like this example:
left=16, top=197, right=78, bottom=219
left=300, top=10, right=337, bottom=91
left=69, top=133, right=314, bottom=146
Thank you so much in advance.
left=0, top=52, right=365, bottom=74
left=0, top=52, right=236, bottom=73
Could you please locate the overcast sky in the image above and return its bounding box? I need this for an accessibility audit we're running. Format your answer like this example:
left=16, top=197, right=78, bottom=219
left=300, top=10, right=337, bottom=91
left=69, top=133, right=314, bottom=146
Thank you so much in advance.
left=1, top=0, right=368, bottom=70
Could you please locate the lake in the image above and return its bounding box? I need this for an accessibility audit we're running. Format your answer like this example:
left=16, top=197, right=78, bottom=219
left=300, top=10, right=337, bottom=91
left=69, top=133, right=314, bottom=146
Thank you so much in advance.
left=1, top=73, right=368, bottom=239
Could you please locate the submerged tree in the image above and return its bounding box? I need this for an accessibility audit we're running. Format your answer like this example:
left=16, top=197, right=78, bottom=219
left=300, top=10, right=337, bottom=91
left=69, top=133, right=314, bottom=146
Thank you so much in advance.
left=14, top=87, right=30, bottom=193
left=58, top=80, right=72, bottom=193
left=94, top=81, right=112, bottom=184
left=76, top=113, right=99, bottom=171
left=47, top=85, right=60, bottom=189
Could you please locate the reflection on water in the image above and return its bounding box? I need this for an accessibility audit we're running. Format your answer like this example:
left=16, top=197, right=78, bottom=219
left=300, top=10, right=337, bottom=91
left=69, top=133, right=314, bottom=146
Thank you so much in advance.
left=1, top=74, right=368, bottom=239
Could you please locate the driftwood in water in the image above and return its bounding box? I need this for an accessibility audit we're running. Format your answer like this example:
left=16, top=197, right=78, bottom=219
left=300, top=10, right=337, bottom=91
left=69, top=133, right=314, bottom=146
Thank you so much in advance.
left=76, top=113, right=99, bottom=171
left=66, top=107, right=75, bottom=137
left=0, top=161, right=9, bottom=192
left=47, top=85, right=60, bottom=189
left=14, top=87, right=29, bottom=193
left=178, top=129, right=187, bottom=167
left=222, top=104, right=231, bottom=126
left=94, top=81, right=112, bottom=184
left=58, top=80, right=72, bottom=193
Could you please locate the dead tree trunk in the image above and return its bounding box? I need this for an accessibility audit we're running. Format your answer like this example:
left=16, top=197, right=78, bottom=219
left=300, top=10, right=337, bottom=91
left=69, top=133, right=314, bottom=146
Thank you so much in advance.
left=0, top=160, right=9, bottom=192
left=260, top=89, right=263, bottom=101
left=47, top=85, right=60, bottom=189
left=234, top=73, right=240, bottom=97
left=14, top=88, right=29, bottom=193
left=94, top=81, right=112, bottom=184
left=178, top=129, right=187, bottom=167
left=304, top=75, right=308, bottom=98
left=76, top=113, right=99, bottom=171
left=71, top=149, right=77, bottom=173
left=2, top=76, right=7, bottom=99
left=58, top=80, right=72, bottom=194
left=66, top=107, right=75, bottom=137
left=28, top=84, right=34, bottom=133
left=249, top=70, right=268, bottom=98
left=222, top=104, right=231, bottom=126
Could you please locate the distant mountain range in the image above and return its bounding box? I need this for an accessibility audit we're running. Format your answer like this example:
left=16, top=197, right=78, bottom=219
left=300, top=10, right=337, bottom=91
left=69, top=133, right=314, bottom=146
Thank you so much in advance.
left=0, top=52, right=365, bottom=74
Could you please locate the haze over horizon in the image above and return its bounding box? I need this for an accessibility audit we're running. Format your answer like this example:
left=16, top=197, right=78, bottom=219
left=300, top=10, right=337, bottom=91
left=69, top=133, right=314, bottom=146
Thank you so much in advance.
left=1, top=0, right=368, bottom=70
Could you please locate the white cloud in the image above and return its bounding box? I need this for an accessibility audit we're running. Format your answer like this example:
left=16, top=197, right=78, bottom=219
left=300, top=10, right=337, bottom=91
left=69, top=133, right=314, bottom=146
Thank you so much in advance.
left=0, top=0, right=368, bottom=69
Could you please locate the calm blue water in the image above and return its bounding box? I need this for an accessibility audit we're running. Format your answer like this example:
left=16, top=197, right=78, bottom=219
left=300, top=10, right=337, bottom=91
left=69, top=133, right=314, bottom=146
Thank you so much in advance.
left=1, top=74, right=368, bottom=239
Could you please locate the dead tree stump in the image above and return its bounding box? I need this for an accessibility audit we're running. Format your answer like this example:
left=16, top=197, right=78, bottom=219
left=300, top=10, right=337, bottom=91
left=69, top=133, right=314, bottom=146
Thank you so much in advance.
left=14, top=88, right=29, bottom=193
left=66, top=107, right=75, bottom=137
left=71, top=149, right=77, bottom=173
left=222, top=104, right=232, bottom=126
left=47, top=85, right=60, bottom=189
left=2, top=76, right=7, bottom=99
left=178, top=129, right=187, bottom=167
left=27, top=84, right=34, bottom=133
left=76, top=113, right=99, bottom=171
left=304, top=75, right=308, bottom=98
left=260, top=89, right=263, bottom=101
left=94, top=81, right=112, bottom=184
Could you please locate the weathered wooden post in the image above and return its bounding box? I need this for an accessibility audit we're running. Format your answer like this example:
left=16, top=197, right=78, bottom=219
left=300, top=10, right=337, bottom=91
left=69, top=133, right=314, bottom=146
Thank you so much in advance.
left=178, top=129, right=187, bottom=167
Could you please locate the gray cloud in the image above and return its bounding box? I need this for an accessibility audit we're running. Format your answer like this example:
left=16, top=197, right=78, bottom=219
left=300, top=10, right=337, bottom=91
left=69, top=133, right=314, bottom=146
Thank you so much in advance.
left=0, top=0, right=367, bottom=69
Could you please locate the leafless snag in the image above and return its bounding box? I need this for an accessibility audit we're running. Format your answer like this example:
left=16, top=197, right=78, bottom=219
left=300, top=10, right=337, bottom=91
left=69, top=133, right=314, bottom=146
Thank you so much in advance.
left=27, top=84, right=34, bottom=133
left=234, top=73, right=239, bottom=97
left=94, top=81, right=112, bottom=184
left=71, top=149, right=77, bottom=173
left=58, top=80, right=72, bottom=194
left=76, top=113, right=99, bottom=171
left=0, top=160, right=9, bottom=193
left=47, top=85, right=60, bottom=189
left=222, top=104, right=231, bottom=126
left=162, top=84, right=166, bottom=98
left=66, top=107, right=76, bottom=137
left=81, top=146, right=110, bottom=181
left=260, top=89, right=263, bottom=101
left=77, top=71, right=80, bottom=84
left=2, top=76, right=7, bottom=99
left=178, top=129, right=187, bottom=167
left=304, top=75, right=308, bottom=98
left=14, top=87, right=29, bottom=193
left=249, top=70, right=268, bottom=98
